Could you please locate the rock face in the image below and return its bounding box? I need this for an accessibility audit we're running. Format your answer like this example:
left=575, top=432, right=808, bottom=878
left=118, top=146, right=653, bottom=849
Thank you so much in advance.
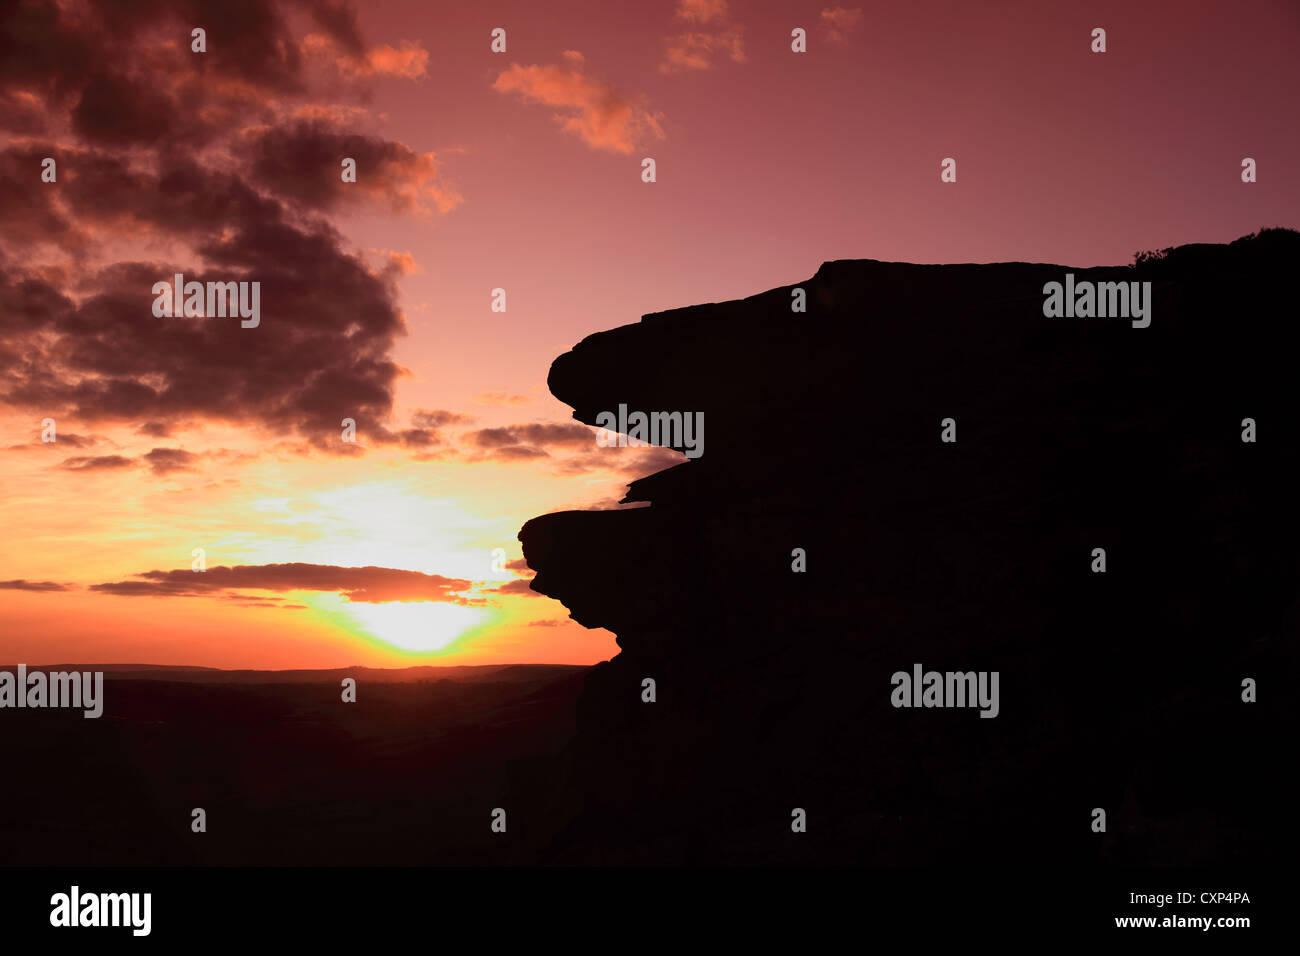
left=518, top=230, right=1297, bottom=865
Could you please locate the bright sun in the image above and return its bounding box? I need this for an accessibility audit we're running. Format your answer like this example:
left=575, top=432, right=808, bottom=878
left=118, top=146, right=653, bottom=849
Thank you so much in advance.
left=311, top=596, right=489, bottom=654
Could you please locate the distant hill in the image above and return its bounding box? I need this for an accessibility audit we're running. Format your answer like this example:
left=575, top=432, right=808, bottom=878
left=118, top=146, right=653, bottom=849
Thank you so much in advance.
left=4, top=663, right=587, bottom=684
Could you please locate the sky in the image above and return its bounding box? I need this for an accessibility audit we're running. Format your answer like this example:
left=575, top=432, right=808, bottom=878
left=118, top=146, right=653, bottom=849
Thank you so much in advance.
left=1, top=0, right=1296, bottom=668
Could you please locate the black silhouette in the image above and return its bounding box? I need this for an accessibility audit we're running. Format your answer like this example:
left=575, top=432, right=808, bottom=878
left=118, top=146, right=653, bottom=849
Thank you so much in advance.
left=519, top=229, right=1297, bottom=865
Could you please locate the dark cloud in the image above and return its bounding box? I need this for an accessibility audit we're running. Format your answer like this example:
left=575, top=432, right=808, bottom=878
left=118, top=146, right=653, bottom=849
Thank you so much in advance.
left=471, top=422, right=595, bottom=449
left=365, top=408, right=475, bottom=449
left=143, top=447, right=198, bottom=474
left=411, top=408, right=473, bottom=429
left=0, top=146, right=82, bottom=249
left=5, top=431, right=96, bottom=450
left=490, top=578, right=541, bottom=597
left=0, top=0, right=375, bottom=142
left=478, top=445, right=549, bottom=461
left=0, top=88, right=44, bottom=132
left=247, top=119, right=459, bottom=215
left=60, top=454, right=134, bottom=471
left=0, top=1, right=454, bottom=454
left=72, top=70, right=179, bottom=146
left=90, top=562, right=476, bottom=604
left=136, top=421, right=175, bottom=438
left=0, top=579, right=68, bottom=591
left=393, top=428, right=440, bottom=448
left=0, top=161, right=408, bottom=447
left=448, top=421, right=686, bottom=473
left=464, top=422, right=596, bottom=461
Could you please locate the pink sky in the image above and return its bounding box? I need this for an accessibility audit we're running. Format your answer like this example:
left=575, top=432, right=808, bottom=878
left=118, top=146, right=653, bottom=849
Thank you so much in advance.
left=0, top=0, right=1296, bottom=667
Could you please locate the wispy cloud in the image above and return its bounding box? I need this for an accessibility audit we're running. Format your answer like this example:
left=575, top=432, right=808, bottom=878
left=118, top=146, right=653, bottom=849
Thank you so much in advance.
left=304, top=34, right=430, bottom=79
left=474, top=392, right=531, bottom=407
left=493, top=52, right=665, bottom=154
left=820, top=7, right=864, bottom=44
left=676, top=0, right=729, bottom=23
left=661, top=0, right=745, bottom=72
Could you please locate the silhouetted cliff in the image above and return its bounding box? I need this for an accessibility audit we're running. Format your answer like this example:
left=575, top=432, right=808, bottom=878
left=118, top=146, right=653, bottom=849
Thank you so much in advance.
left=520, top=229, right=1298, bottom=865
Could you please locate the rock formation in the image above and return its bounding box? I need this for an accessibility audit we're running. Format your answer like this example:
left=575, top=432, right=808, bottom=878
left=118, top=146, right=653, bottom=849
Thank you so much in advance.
left=519, top=229, right=1297, bottom=865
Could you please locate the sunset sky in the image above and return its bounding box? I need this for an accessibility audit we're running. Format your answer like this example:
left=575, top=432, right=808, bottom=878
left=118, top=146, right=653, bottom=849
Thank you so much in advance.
left=1, top=0, right=1296, bottom=668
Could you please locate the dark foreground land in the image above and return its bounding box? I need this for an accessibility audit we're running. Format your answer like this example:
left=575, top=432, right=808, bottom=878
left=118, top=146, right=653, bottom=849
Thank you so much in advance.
left=0, top=665, right=586, bottom=865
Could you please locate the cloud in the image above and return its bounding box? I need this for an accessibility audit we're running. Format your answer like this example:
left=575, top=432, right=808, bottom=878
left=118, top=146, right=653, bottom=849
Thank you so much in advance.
left=0, top=0, right=369, bottom=148
left=445, top=420, right=686, bottom=475
left=60, top=454, right=134, bottom=471
left=572, top=496, right=653, bottom=511
left=0, top=579, right=69, bottom=591
left=359, top=44, right=429, bottom=78
left=246, top=119, right=461, bottom=216
left=549, top=444, right=686, bottom=477
left=493, top=56, right=665, bottom=154
left=0, top=1, right=461, bottom=454
left=473, top=391, right=530, bottom=407
left=142, top=447, right=198, bottom=475
left=366, top=408, right=474, bottom=449
left=392, top=428, right=441, bottom=449
left=491, top=446, right=549, bottom=461
left=470, top=422, right=595, bottom=449
left=376, top=250, right=422, bottom=276
left=661, top=31, right=746, bottom=72
left=0, top=152, right=410, bottom=449
left=5, top=432, right=96, bottom=451
left=528, top=619, right=561, bottom=627
left=303, top=33, right=430, bottom=79
left=218, top=593, right=308, bottom=609
left=675, top=0, right=729, bottom=23
left=465, top=421, right=596, bottom=461
left=0, top=89, right=45, bottom=133
left=820, top=7, right=864, bottom=44
left=411, top=408, right=474, bottom=429
left=490, top=578, right=541, bottom=597
left=661, top=0, right=745, bottom=72
left=90, top=563, right=477, bottom=604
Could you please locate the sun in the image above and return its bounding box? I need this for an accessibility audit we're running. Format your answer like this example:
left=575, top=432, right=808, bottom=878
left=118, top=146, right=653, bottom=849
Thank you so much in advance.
left=312, top=596, right=489, bottom=654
